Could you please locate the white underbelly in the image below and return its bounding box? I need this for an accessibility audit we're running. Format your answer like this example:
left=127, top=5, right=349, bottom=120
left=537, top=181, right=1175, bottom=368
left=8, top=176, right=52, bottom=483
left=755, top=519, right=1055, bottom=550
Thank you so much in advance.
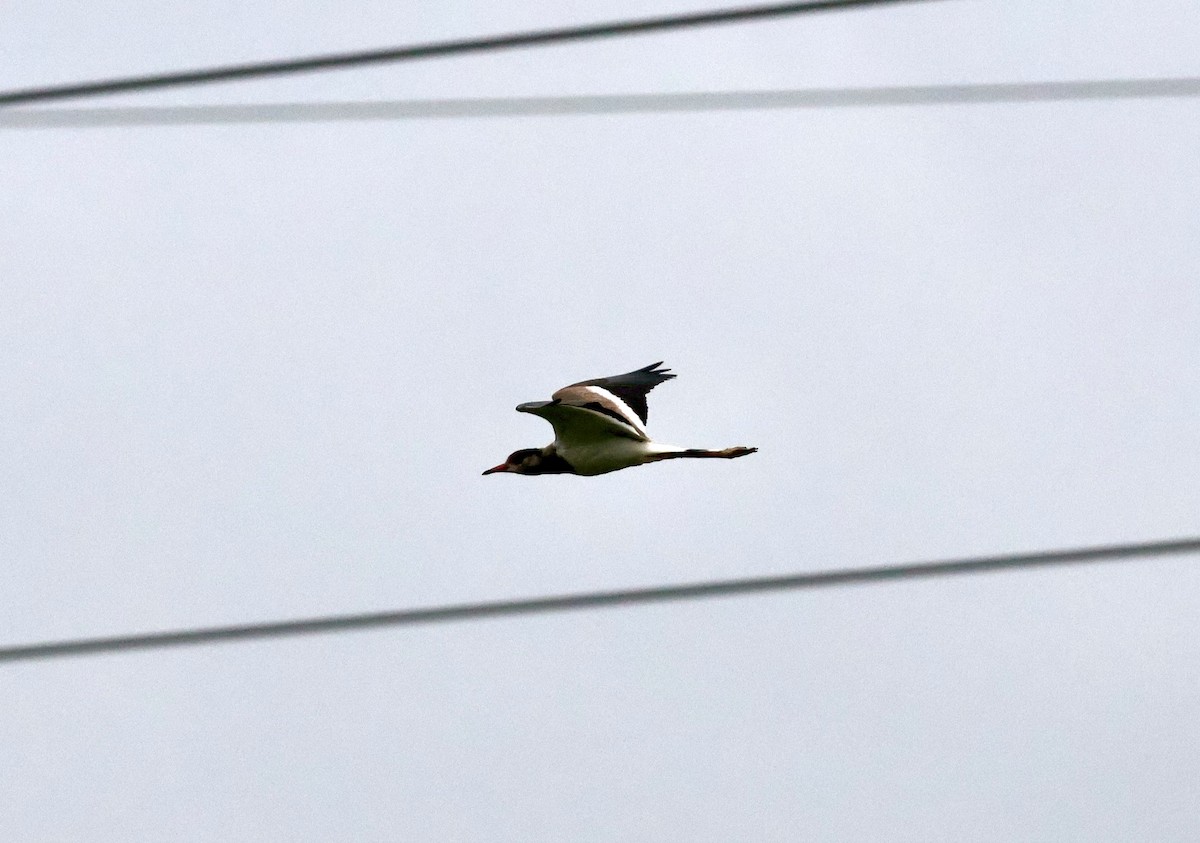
left=556, top=439, right=679, bottom=476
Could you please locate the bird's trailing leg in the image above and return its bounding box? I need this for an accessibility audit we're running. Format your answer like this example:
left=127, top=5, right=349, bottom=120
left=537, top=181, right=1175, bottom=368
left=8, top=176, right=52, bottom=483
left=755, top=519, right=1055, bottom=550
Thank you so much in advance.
left=645, top=446, right=758, bottom=462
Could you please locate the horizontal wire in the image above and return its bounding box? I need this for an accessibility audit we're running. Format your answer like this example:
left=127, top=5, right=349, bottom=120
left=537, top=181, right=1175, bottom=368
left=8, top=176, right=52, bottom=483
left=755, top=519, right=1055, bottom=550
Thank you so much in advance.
left=4, top=77, right=1197, bottom=130
left=0, top=0, right=943, bottom=107
left=2, top=536, right=1197, bottom=665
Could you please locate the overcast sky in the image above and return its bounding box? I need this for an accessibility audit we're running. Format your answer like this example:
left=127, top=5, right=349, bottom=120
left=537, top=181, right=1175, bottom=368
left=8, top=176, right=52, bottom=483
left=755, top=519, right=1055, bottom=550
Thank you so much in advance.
left=3, top=1, right=1200, bottom=840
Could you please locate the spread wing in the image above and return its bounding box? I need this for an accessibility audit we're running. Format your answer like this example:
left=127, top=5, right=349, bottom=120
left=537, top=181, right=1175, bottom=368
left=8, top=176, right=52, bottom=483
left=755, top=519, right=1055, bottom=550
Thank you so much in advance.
left=560, top=361, right=676, bottom=426
left=517, top=401, right=649, bottom=444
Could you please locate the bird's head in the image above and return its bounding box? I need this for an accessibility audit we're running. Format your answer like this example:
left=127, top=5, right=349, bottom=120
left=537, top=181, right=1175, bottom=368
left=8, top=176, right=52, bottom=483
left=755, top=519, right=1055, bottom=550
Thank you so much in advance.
left=482, top=447, right=576, bottom=476
left=482, top=448, right=544, bottom=476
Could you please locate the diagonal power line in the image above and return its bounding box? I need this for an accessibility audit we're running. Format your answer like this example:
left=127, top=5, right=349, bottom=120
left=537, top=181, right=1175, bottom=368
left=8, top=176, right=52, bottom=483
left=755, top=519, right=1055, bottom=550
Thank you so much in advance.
left=0, top=0, right=945, bottom=107
left=3, top=77, right=1197, bottom=130
left=2, top=536, right=1197, bottom=665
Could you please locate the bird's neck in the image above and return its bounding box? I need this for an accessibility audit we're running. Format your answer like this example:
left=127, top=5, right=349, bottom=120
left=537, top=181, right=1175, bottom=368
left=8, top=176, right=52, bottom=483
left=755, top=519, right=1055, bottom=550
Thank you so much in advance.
left=530, top=446, right=578, bottom=475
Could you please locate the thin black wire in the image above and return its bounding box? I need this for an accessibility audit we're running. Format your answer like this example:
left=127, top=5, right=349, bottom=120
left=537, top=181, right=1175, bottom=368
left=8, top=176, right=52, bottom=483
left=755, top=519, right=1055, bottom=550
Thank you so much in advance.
left=3, top=77, right=1195, bottom=129
left=2, top=536, right=1196, bottom=665
left=0, top=0, right=944, bottom=108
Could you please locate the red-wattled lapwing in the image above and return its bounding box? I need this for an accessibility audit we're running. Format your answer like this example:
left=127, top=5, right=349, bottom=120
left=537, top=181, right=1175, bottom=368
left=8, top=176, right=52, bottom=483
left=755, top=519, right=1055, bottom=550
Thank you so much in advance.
left=483, top=362, right=757, bottom=476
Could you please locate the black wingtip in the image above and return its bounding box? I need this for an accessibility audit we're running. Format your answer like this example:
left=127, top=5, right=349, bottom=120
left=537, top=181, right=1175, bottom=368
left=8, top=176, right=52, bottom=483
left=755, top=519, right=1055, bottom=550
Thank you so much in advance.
left=639, top=361, right=676, bottom=379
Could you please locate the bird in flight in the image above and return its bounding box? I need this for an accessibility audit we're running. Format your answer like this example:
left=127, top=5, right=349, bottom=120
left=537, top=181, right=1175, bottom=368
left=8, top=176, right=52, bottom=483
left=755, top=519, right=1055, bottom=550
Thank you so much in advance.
left=483, top=362, right=757, bottom=477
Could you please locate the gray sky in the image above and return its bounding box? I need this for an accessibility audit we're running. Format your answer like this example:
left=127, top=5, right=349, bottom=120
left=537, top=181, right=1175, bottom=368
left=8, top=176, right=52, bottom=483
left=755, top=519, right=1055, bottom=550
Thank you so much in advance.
left=3, top=1, right=1199, bottom=840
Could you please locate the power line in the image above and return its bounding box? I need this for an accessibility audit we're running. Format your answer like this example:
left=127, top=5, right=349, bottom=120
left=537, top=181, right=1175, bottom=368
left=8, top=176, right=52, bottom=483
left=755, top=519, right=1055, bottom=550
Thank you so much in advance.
left=0, top=0, right=944, bottom=108
left=2, top=536, right=1196, bottom=665
left=2, top=77, right=1195, bottom=130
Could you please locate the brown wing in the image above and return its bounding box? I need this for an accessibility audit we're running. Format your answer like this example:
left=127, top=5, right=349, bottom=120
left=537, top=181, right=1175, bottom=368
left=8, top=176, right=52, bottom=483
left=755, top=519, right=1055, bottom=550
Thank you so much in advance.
left=565, top=362, right=675, bottom=425
left=550, top=385, right=649, bottom=439
left=519, top=399, right=648, bottom=443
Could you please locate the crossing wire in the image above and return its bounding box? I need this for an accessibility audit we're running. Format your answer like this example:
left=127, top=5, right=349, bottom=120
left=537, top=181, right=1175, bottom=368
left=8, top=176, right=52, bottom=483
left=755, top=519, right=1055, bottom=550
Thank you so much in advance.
left=0, top=0, right=946, bottom=107
left=3, top=77, right=1196, bottom=129
left=2, top=536, right=1197, bottom=664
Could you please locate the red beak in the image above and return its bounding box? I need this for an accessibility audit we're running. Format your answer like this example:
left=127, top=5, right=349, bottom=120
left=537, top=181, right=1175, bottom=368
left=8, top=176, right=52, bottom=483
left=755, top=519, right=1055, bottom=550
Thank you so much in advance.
left=482, top=463, right=508, bottom=475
